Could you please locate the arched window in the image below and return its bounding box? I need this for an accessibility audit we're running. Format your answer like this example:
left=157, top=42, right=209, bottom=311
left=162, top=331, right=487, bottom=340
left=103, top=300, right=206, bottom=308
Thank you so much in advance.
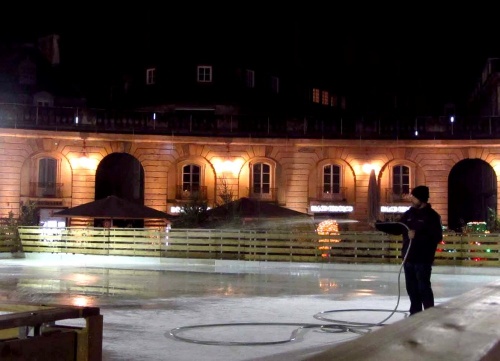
left=323, top=164, right=341, bottom=194
left=251, top=162, right=272, bottom=197
left=38, top=157, right=57, bottom=196
left=182, top=164, right=200, bottom=193
left=392, top=165, right=410, bottom=196
left=249, top=162, right=277, bottom=201
left=249, top=161, right=276, bottom=201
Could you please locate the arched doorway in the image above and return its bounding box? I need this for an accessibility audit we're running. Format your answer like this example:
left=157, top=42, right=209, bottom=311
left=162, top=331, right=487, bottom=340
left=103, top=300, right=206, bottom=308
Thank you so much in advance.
left=95, top=153, right=145, bottom=227
left=448, top=159, right=497, bottom=232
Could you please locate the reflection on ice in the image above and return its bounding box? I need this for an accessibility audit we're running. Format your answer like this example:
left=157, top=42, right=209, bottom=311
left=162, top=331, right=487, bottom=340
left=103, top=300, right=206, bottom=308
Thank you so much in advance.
left=0, top=257, right=499, bottom=361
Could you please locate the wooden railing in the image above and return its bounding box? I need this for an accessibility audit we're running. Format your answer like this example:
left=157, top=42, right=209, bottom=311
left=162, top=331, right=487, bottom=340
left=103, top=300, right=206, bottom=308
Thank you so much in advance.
left=13, top=227, right=500, bottom=267
left=0, top=226, right=19, bottom=253
left=307, top=279, right=500, bottom=361
left=17, top=227, right=165, bottom=257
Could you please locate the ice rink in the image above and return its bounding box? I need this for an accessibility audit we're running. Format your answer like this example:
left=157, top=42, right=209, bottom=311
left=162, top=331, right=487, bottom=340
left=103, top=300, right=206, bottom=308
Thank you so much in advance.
left=1, top=254, right=499, bottom=361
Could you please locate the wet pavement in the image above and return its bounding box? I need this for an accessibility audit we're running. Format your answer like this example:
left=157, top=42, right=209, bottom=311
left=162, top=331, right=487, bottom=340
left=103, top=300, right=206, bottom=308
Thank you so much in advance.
left=0, top=254, right=499, bottom=360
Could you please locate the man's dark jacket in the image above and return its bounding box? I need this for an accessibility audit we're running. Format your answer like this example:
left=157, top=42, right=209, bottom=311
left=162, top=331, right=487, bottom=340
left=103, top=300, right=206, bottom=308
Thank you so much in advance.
left=399, top=204, right=443, bottom=263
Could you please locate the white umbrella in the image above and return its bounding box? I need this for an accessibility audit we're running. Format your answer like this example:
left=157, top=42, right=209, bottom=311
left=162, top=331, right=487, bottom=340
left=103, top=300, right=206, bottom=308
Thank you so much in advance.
left=368, top=169, right=381, bottom=222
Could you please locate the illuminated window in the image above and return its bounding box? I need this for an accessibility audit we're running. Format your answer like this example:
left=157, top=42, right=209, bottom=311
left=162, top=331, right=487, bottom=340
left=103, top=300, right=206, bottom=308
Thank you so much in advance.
left=271, top=76, right=279, bottom=94
left=392, top=165, right=410, bottom=196
left=182, top=164, right=201, bottom=193
left=331, top=95, right=337, bottom=107
left=146, top=68, right=156, bottom=85
left=312, top=88, right=320, bottom=103
left=246, top=69, right=255, bottom=88
left=38, top=158, right=57, bottom=196
left=322, top=91, right=329, bottom=105
left=197, top=65, right=212, bottom=82
left=252, top=163, right=271, bottom=194
left=323, top=164, right=341, bottom=194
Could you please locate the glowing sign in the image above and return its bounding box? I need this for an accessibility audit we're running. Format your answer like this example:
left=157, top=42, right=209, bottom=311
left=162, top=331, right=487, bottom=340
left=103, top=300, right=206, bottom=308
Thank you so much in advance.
left=380, top=206, right=411, bottom=213
left=170, top=206, right=211, bottom=214
left=310, top=205, right=354, bottom=213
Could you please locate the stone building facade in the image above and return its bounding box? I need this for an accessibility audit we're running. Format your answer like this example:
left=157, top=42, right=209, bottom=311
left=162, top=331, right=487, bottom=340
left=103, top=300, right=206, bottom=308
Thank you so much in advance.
left=2, top=127, right=498, bottom=230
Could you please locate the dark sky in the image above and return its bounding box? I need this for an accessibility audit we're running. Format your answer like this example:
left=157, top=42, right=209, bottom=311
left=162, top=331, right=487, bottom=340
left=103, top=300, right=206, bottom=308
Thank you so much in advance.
left=2, top=7, right=499, bottom=111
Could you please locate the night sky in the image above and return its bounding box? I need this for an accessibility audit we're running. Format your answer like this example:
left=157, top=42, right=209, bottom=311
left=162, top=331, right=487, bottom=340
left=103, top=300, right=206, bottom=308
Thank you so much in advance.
left=2, top=6, right=499, bottom=112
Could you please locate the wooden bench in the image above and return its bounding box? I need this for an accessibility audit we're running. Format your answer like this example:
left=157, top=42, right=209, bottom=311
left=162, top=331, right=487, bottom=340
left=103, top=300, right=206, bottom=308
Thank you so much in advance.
left=0, top=303, right=102, bottom=360
left=305, top=279, right=500, bottom=360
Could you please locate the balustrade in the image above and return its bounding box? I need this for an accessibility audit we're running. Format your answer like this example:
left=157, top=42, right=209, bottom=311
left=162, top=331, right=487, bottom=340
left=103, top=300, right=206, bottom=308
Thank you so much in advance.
left=2, top=103, right=500, bottom=140
left=175, top=185, right=208, bottom=201
left=316, top=187, right=347, bottom=202
left=28, top=182, right=63, bottom=198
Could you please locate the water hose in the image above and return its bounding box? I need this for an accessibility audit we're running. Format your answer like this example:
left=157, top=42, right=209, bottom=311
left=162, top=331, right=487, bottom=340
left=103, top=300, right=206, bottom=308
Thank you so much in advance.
left=168, top=222, right=412, bottom=346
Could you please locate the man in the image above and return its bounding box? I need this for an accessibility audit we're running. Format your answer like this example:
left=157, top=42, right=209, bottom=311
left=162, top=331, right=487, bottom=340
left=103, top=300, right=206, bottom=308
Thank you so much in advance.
left=400, top=185, right=443, bottom=315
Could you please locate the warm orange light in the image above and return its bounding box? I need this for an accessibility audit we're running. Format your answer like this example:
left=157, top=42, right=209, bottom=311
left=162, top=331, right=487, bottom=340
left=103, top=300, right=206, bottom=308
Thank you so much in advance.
left=76, top=139, right=95, bottom=169
left=318, top=278, right=339, bottom=292
left=72, top=296, right=92, bottom=307
left=362, top=163, right=381, bottom=175
left=316, top=219, right=341, bottom=257
left=213, top=158, right=244, bottom=176
left=362, top=163, right=373, bottom=174
left=65, top=273, right=98, bottom=284
left=79, top=155, right=93, bottom=168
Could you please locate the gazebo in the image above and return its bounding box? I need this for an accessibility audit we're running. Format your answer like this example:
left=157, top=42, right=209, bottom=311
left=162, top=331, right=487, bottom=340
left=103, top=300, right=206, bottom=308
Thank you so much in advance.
left=205, top=197, right=314, bottom=230
left=53, top=195, right=173, bottom=227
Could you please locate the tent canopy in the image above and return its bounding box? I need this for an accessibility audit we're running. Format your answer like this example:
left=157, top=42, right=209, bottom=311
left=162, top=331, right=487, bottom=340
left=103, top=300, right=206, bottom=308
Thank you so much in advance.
left=53, top=195, right=171, bottom=220
left=206, top=197, right=310, bottom=219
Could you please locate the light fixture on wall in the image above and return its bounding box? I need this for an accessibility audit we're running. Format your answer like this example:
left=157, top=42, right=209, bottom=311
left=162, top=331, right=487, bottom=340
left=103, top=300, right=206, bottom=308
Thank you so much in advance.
left=79, top=139, right=92, bottom=168
left=361, top=163, right=381, bottom=175
left=213, top=142, right=244, bottom=176
left=362, top=163, right=374, bottom=174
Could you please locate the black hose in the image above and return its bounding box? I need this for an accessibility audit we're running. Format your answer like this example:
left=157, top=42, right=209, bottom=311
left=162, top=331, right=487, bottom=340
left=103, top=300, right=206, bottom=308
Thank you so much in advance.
left=168, top=322, right=354, bottom=346
left=168, top=222, right=412, bottom=346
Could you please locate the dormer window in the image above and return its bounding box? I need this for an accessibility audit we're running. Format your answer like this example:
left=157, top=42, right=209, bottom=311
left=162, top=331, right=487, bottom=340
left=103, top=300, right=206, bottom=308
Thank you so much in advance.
left=341, top=96, right=346, bottom=109
left=246, top=69, right=255, bottom=88
left=146, top=68, right=156, bottom=85
left=331, top=95, right=337, bottom=107
left=312, top=88, right=320, bottom=103
left=197, top=66, right=212, bottom=83
left=271, top=76, right=279, bottom=94
left=322, top=91, right=329, bottom=105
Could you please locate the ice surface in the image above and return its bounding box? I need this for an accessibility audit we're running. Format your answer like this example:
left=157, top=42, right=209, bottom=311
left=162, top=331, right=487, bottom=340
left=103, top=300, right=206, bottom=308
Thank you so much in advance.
left=0, top=254, right=498, bottom=361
